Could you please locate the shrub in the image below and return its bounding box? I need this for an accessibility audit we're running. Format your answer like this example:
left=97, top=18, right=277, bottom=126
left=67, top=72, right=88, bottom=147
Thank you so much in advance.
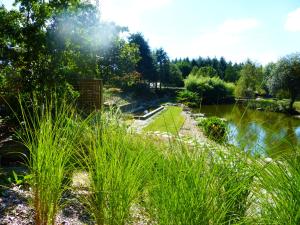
left=176, top=90, right=201, bottom=107
left=129, top=82, right=152, bottom=98
left=199, top=117, right=227, bottom=142
left=185, top=75, right=235, bottom=104
left=193, top=66, right=219, bottom=77
left=276, top=89, right=290, bottom=99
left=243, top=99, right=291, bottom=113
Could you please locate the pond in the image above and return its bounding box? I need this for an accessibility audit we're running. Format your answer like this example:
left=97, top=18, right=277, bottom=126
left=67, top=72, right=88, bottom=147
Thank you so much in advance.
left=194, top=104, right=300, bottom=157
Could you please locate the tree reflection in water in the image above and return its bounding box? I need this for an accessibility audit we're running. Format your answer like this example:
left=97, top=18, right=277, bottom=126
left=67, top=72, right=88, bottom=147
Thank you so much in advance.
left=195, top=104, right=300, bottom=157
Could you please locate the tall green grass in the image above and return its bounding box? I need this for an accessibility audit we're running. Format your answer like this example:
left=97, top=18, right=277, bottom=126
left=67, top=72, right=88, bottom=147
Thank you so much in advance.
left=254, top=151, right=300, bottom=225
left=18, top=99, right=78, bottom=225
left=146, top=146, right=255, bottom=225
left=79, top=112, right=156, bottom=225
left=11, top=97, right=300, bottom=225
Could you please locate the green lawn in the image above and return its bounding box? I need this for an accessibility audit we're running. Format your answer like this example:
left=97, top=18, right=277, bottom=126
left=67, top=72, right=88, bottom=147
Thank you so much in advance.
left=144, top=106, right=185, bottom=135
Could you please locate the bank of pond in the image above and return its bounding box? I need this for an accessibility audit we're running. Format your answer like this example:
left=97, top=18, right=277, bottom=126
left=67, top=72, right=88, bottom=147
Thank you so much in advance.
left=1, top=100, right=300, bottom=224
left=195, top=104, right=300, bottom=157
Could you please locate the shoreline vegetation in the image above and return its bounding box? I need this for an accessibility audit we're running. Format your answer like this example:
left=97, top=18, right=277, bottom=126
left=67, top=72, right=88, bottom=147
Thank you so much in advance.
left=236, top=98, right=300, bottom=115
left=1, top=100, right=300, bottom=224
left=177, top=91, right=300, bottom=115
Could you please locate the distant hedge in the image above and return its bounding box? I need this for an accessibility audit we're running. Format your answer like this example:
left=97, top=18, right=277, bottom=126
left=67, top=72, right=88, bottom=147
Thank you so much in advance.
left=238, top=99, right=291, bottom=113
left=184, top=75, right=235, bottom=104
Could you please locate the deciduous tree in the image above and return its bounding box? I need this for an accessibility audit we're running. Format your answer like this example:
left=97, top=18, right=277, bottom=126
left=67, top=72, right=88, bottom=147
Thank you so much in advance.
left=235, top=61, right=262, bottom=98
left=268, top=53, right=300, bottom=110
left=128, top=33, right=156, bottom=85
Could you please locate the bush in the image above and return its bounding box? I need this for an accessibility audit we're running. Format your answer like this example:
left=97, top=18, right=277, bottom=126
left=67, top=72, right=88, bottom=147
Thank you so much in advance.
left=128, top=82, right=152, bottom=97
left=176, top=90, right=201, bottom=107
left=276, top=90, right=290, bottom=99
left=242, top=99, right=291, bottom=113
left=191, top=66, right=219, bottom=78
left=199, top=117, right=227, bottom=143
left=185, top=75, right=235, bottom=104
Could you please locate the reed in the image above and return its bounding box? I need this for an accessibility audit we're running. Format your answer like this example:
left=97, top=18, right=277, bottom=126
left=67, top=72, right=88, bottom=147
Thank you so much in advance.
left=255, top=150, right=300, bottom=225
left=146, top=145, right=255, bottom=225
left=12, top=96, right=300, bottom=225
left=80, top=111, right=156, bottom=225
left=18, top=98, right=78, bottom=225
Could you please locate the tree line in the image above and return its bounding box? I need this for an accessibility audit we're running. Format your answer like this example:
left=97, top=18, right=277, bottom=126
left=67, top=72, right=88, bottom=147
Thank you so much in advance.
left=0, top=0, right=299, bottom=111
left=0, top=0, right=183, bottom=101
left=178, top=55, right=300, bottom=111
left=174, top=57, right=243, bottom=82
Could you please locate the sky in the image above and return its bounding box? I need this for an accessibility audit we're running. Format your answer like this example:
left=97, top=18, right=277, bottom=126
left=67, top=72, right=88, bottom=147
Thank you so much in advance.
left=2, top=0, right=300, bottom=65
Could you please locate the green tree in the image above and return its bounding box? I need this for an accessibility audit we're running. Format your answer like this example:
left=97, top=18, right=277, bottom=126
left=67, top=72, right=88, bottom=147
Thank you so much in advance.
left=128, top=33, right=156, bottom=85
left=224, top=62, right=240, bottom=82
left=262, top=62, right=276, bottom=96
left=0, top=6, right=22, bottom=68
left=175, top=60, right=192, bottom=78
left=97, top=38, right=140, bottom=87
left=211, top=57, right=221, bottom=76
left=0, top=0, right=83, bottom=99
left=0, top=5, right=23, bottom=94
left=190, top=66, right=199, bottom=76
left=235, top=61, right=262, bottom=98
left=1, top=0, right=139, bottom=98
left=47, top=3, right=104, bottom=78
left=189, top=66, right=218, bottom=78
left=168, top=63, right=183, bottom=87
left=197, top=66, right=219, bottom=77
left=154, top=48, right=170, bottom=89
left=219, top=57, right=227, bottom=79
left=268, top=53, right=300, bottom=110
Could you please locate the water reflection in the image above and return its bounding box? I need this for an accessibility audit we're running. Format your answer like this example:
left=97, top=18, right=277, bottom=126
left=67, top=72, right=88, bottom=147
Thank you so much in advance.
left=195, top=104, right=300, bottom=156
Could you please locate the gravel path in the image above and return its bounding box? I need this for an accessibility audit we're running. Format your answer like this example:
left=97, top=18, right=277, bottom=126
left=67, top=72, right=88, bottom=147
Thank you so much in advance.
left=0, top=175, right=153, bottom=225
left=0, top=185, right=93, bottom=225
left=179, top=110, right=207, bottom=143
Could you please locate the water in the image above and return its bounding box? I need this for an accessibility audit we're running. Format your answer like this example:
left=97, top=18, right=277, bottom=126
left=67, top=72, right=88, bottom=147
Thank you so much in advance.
left=133, top=106, right=160, bottom=116
left=194, top=104, right=300, bottom=156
